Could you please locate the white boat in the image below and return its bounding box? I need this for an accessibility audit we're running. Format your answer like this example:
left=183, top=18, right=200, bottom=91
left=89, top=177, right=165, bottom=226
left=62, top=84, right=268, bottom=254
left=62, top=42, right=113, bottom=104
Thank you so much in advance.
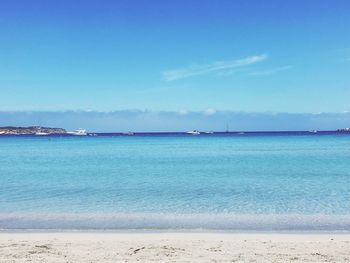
left=67, top=128, right=87, bottom=136
left=35, top=131, right=49, bottom=136
left=309, top=130, right=318, bottom=134
left=186, top=130, right=200, bottom=135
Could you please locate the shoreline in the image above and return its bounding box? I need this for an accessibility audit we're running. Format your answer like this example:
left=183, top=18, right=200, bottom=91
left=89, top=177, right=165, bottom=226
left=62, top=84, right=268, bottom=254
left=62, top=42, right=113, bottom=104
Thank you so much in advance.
left=2, top=213, right=350, bottom=231
left=1, top=130, right=350, bottom=136
left=1, top=232, right=350, bottom=262
left=2, top=229, right=350, bottom=234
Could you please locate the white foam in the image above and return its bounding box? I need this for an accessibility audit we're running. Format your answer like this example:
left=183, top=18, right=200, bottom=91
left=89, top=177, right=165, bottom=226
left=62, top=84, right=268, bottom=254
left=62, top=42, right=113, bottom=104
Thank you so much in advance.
left=1, top=213, right=350, bottom=231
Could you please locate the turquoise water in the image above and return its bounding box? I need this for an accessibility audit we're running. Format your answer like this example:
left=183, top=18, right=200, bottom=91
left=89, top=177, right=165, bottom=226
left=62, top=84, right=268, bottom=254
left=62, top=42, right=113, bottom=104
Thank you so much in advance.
left=1, top=135, right=350, bottom=230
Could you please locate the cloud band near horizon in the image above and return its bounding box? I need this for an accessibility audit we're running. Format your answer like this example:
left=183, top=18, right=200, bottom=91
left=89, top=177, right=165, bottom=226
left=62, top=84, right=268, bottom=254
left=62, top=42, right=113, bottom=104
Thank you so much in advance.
left=1, top=110, right=349, bottom=132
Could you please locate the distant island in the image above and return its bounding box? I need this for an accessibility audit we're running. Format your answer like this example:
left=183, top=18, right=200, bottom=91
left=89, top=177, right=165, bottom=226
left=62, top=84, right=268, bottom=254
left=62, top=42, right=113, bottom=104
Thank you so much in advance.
left=0, top=126, right=66, bottom=135
left=1, top=127, right=350, bottom=136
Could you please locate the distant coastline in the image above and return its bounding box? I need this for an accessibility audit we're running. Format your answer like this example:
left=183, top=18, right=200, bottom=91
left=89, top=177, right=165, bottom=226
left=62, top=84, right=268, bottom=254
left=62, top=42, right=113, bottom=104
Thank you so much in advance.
left=1, top=126, right=350, bottom=136
left=0, top=126, right=66, bottom=135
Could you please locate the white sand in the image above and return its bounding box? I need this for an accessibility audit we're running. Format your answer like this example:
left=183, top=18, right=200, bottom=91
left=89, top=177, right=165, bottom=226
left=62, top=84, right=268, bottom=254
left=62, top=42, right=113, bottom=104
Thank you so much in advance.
left=0, top=232, right=350, bottom=262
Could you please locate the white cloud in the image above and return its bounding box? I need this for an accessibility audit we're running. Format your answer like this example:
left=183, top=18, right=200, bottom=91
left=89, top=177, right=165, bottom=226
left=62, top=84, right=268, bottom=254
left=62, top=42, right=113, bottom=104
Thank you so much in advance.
left=204, top=108, right=217, bottom=116
left=178, top=109, right=188, bottom=116
left=249, top=65, right=293, bottom=76
left=162, top=54, right=268, bottom=81
left=215, top=67, right=249, bottom=77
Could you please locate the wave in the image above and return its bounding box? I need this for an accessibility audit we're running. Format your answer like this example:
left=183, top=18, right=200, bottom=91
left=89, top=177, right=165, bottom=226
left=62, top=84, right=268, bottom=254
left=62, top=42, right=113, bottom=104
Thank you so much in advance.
left=1, top=213, right=350, bottom=231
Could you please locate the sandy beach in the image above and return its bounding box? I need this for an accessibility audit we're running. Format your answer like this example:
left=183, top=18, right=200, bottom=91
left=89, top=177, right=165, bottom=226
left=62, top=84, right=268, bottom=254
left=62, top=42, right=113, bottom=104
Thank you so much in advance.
left=0, top=232, right=349, bottom=262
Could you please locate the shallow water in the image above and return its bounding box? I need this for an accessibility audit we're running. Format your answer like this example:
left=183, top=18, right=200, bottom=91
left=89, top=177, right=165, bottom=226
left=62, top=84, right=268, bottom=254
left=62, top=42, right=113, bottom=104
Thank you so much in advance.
left=1, top=134, right=350, bottom=230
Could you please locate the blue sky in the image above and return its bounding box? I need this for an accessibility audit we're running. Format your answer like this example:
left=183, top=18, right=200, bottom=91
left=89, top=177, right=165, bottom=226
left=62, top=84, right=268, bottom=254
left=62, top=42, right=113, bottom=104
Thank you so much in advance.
left=0, top=0, right=350, bottom=130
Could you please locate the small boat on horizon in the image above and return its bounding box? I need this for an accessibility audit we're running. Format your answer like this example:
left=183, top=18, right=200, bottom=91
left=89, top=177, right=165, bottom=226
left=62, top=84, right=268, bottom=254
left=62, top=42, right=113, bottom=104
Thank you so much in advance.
left=122, top=131, right=135, bottom=136
left=35, top=127, right=49, bottom=136
left=337, top=128, right=350, bottom=132
left=309, top=130, right=318, bottom=134
left=67, top=128, right=88, bottom=136
left=186, top=130, right=200, bottom=135
left=35, top=131, right=49, bottom=136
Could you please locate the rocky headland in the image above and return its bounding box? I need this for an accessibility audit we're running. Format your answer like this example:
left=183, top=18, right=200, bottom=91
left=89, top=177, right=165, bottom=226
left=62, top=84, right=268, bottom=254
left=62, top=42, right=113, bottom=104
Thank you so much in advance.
left=0, top=126, right=66, bottom=135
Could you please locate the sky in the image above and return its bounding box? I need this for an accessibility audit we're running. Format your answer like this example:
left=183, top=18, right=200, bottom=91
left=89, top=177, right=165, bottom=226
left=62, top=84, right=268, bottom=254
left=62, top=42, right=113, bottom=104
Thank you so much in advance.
left=0, top=0, right=350, bottom=130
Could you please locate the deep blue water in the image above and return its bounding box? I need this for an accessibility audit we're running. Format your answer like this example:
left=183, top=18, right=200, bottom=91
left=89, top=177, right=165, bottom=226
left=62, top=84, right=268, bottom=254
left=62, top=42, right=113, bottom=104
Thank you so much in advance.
left=1, top=133, right=350, bottom=231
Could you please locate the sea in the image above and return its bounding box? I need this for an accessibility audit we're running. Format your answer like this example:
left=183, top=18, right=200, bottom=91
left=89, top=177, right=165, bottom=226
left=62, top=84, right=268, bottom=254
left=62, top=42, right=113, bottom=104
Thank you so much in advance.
left=1, top=132, right=350, bottom=231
